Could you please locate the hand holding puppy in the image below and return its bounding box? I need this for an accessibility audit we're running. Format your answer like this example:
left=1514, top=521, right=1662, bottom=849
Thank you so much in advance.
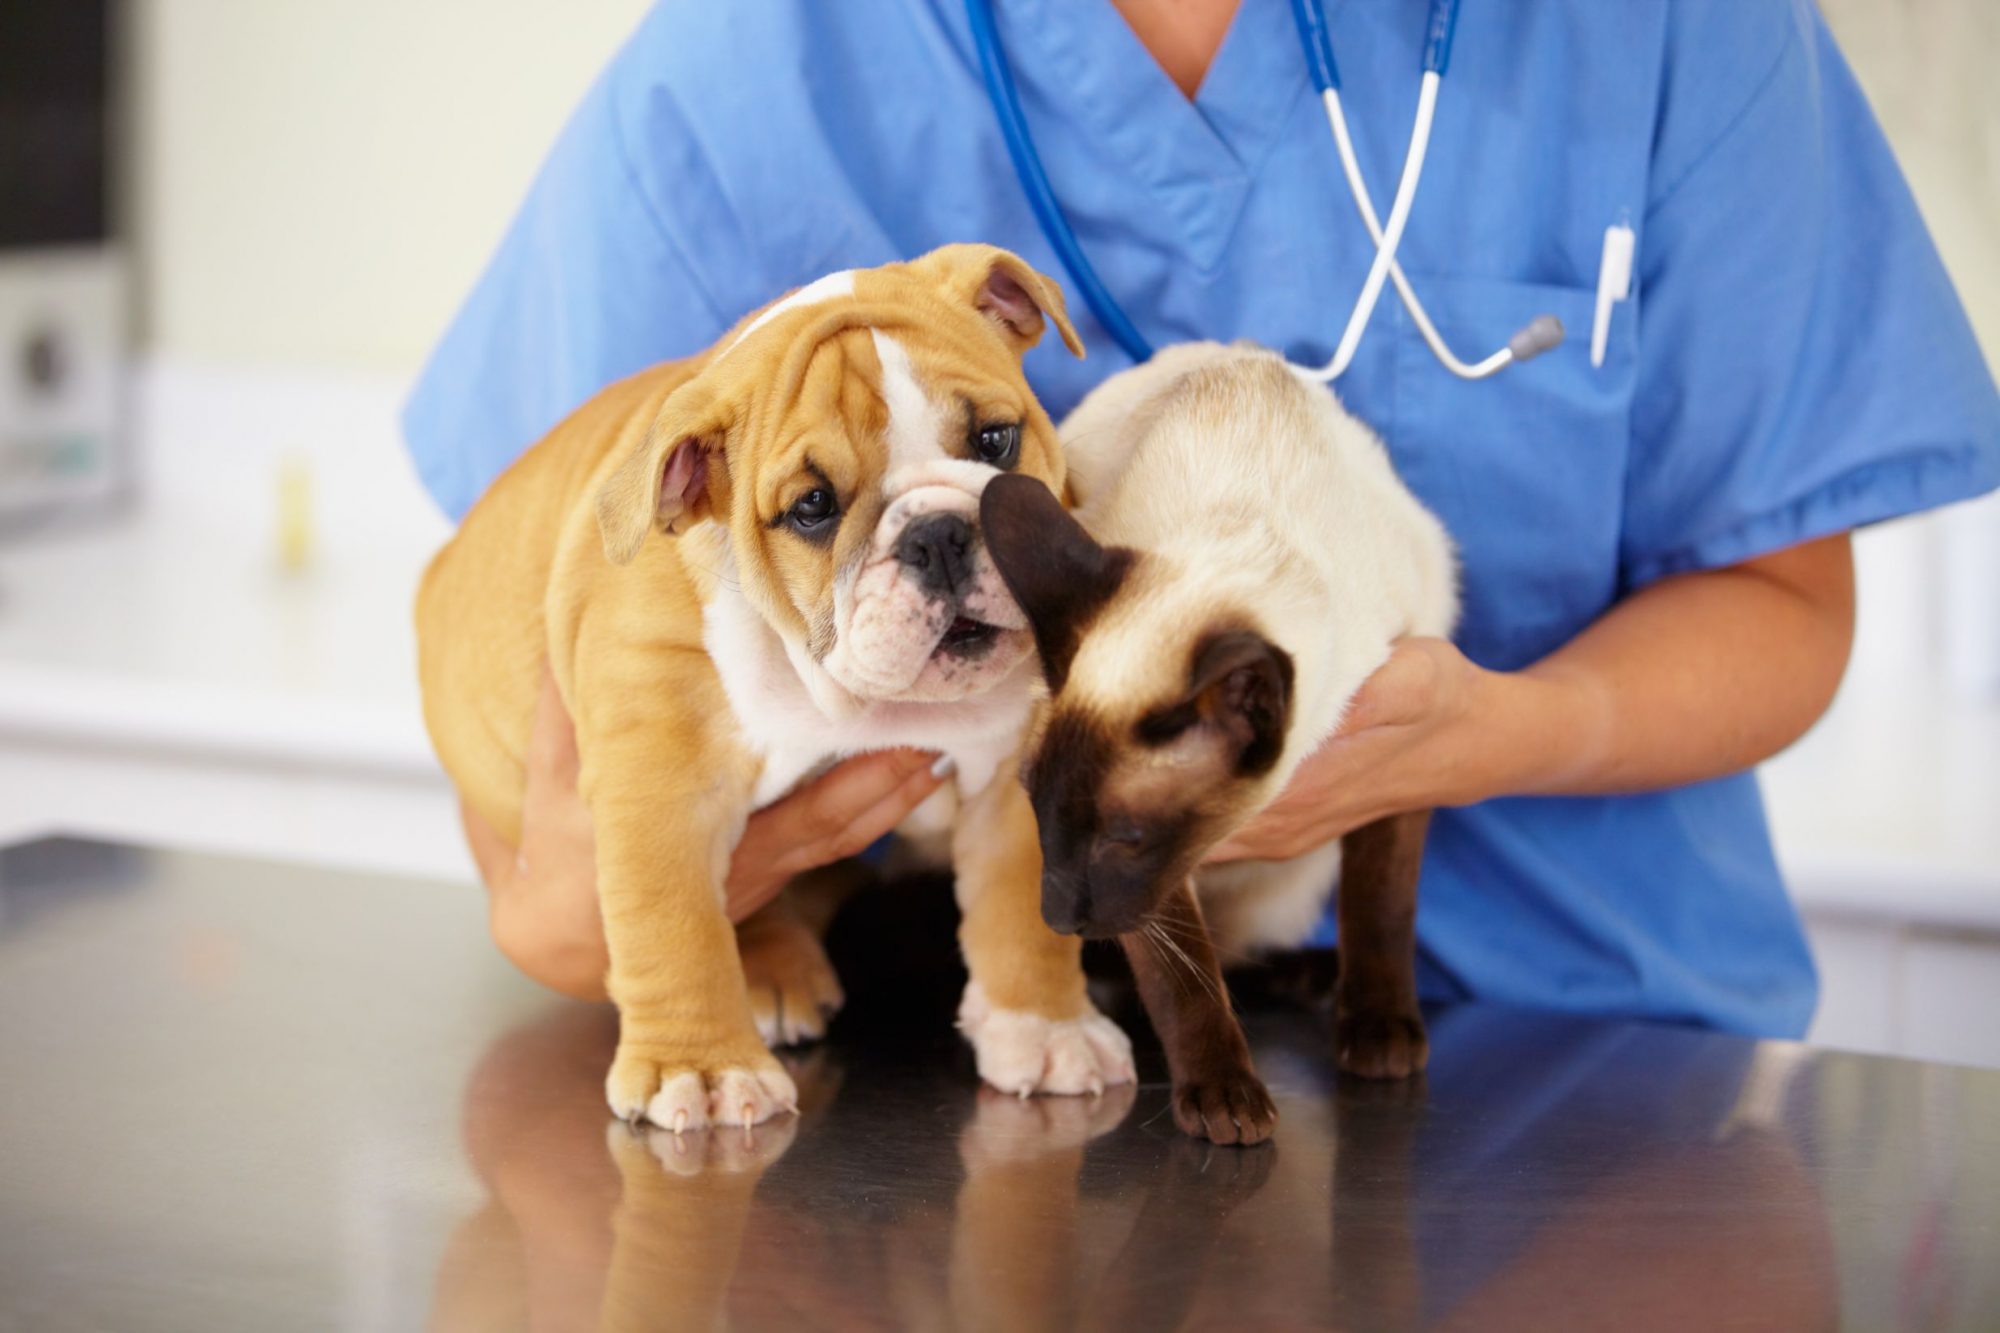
left=463, top=666, right=949, bottom=1001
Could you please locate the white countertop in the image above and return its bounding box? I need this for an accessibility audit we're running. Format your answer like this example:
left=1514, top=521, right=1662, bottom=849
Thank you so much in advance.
left=0, top=361, right=447, bottom=778
left=1, top=360, right=1995, bottom=929
left=0, top=521, right=435, bottom=774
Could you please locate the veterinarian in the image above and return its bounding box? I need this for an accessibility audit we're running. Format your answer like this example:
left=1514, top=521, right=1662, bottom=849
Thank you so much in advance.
left=405, top=0, right=2000, bottom=1036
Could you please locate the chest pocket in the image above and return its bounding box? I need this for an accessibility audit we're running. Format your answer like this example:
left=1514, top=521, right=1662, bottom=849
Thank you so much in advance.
left=1374, top=274, right=1639, bottom=671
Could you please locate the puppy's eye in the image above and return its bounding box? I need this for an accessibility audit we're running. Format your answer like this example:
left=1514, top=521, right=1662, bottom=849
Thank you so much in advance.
left=786, top=487, right=839, bottom=537
left=972, top=422, right=1022, bottom=469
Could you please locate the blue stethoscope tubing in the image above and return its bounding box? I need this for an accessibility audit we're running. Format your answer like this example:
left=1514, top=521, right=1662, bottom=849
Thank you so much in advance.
left=966, top=0, right=1563, bottom=379
left=967, top=0, right=1155, bottom=364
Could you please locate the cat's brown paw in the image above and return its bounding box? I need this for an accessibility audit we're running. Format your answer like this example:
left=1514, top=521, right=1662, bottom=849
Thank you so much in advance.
left=1171, top=1063, right=1278, bottom=1145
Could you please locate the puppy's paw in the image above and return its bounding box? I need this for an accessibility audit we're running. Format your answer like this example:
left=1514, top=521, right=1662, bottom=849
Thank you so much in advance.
left=1335, top=1005, right=1429, bottom=1080
left=739, top=921, right=845, bottom=1048
left=1172, top=1064, right=1278, bottom=1146
left=604, top=1038, right=798, bottom=1133
left=957, top=980, right=1137, bottom=1097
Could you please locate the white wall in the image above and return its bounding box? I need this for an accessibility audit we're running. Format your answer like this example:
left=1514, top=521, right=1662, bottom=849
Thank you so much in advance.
left=1818, top=0, right=2000, bottom=705
left=1821, top=0, right=2000, bottom=361
left=128, top=0, right=651, bottom=373
left=1781, top=1, right=2000, bottom=1065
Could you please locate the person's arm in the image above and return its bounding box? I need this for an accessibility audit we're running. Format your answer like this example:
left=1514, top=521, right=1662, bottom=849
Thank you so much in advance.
left=466, top=666, right=948, bottom=999
left=1208, top=532, right=1853, bottom=863
left=1216, top=1, right=2000, bottom=866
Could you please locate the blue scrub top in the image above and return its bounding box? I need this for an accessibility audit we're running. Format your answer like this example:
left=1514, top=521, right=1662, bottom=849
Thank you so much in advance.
left=404, top=0, right=2000, bottom=1038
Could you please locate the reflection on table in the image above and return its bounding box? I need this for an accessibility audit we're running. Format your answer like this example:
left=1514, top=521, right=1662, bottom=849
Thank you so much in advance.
left=428, top=998, right=1847, bottom=1331
left=0, top=840, right=1992, bottom=1331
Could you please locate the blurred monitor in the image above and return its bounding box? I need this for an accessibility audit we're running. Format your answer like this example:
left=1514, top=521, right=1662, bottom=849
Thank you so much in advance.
left=0, top=0, right=130, bottom=534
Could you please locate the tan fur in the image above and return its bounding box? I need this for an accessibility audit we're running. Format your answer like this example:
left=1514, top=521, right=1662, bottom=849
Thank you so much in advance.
left=416, top=246, right=1131, bottom=1130
left=953, top=776, right=1083, bottom=1014
left=953, top=774, right=1132, bottom=1093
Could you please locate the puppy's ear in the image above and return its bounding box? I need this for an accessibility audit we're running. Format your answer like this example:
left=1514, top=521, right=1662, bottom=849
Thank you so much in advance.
left=981, top=473, right=1132, bottom=691
left=916, top=244, right=1085, bottom=359
left=1142, top=629, right=1294, bottom=777
left=596, top=381, right=736, bottom=564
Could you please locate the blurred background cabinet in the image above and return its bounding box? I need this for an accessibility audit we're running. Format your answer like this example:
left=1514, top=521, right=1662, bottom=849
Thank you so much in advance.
left=0, top=1, right=131, bottom=532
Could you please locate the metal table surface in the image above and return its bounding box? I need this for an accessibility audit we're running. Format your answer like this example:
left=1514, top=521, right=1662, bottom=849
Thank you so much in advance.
left=1, top=838, right=1996, bottom=1332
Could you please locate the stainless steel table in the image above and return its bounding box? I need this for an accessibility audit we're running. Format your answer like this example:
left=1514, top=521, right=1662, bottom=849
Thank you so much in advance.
left=1, top=837, right=1996, bottom=1331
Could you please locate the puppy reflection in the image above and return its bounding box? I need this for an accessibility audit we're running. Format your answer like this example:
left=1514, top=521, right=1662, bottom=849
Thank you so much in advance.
left=431, top=1003, right=1294, bottom=1331
left=428, top=1005, right=837, bottom=1333
left=942, top=1087, right=1136, bottom=1330
left=597, top=1120, right=800, bottom=1333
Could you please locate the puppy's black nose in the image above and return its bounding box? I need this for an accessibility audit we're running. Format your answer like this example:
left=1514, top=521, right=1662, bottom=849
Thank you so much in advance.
left=895, top=513, right=975, bottom=597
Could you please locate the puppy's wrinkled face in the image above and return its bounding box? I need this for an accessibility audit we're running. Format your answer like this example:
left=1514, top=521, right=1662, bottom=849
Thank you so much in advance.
left=749, top=324, right=1052, bottom=703
left=596, top=246, right=1084, bottom=706
left=982, top=475, right=1295, bottom=938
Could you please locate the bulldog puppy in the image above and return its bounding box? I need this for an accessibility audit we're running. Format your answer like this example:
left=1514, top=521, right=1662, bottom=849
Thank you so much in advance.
left=980, top=342, right=1458, bottom=1144
left=417, top=246, right=1135, bottom=1133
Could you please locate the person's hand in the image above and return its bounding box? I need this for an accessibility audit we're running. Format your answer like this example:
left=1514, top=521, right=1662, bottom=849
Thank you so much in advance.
left=1205, top=638, right=1507, bottom=864
left=463, top=664, right=952, bottom=999
left=724, top=747, right=952, bottom=914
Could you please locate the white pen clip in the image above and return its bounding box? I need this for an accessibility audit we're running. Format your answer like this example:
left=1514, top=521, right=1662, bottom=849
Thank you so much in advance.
left=1591, top=221, right=1635, bottom=369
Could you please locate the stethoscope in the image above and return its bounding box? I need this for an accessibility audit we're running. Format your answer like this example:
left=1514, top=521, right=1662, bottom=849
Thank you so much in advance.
left=966, top=0, right=1566, bottom=379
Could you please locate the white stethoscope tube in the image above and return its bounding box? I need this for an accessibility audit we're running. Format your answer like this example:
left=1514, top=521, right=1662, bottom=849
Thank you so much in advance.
left=970, top=0, right=1564, bottom=377
left=1309, top=75, right=1560, bottom=383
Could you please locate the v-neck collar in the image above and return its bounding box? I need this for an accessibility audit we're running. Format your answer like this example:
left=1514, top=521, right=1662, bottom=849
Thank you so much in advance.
left=1001, top=0, right=1313, bottom=272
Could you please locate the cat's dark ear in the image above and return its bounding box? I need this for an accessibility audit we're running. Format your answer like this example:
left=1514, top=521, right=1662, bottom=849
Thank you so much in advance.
left=1136, top=629, right=1294, bottom=776
left=980, top=473, right=1133, bottom=691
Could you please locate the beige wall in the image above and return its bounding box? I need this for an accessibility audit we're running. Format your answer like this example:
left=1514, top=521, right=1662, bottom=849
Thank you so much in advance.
left=1822, top=0, right=2000, bottom=362
left=129, top=0, right=650, bottom=374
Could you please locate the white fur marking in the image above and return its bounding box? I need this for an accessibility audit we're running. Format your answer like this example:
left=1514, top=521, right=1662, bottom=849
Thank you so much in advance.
left=870, top=330, right=947, bottom=472
left=726, top=270, right=856, bottom=352
left=956, top=981, right=1137, bottom=1096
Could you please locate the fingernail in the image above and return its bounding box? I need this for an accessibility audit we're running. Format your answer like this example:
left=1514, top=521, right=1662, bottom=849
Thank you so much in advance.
left=930, top=754, right=957, bottom=779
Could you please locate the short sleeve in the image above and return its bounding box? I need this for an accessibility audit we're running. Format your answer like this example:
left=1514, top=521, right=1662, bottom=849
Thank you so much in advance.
left=400, top=25, right=728, bottom=522
left=1622, top=2, right=2000, bottom=586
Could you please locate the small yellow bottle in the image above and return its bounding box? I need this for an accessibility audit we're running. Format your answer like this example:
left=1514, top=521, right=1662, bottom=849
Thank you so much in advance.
left=276, top=455, right=315, bottom=573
